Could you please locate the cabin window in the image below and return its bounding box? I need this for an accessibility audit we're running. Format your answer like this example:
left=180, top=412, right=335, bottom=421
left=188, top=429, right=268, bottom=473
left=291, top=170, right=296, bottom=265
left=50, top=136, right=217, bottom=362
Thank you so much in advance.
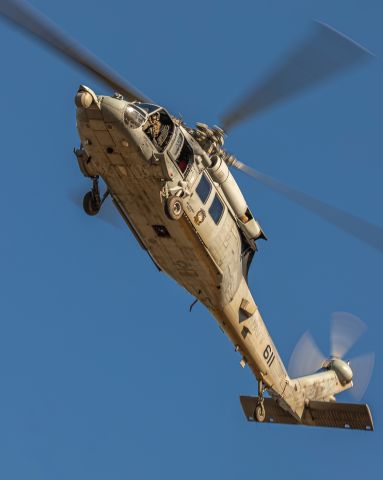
left=209, top=194, right=224, bottom=224
left=195, top=174, right=211, bottom=204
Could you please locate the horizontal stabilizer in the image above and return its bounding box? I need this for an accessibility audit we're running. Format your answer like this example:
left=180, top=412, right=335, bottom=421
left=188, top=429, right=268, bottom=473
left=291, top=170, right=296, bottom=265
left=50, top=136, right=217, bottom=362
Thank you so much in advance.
left=240, top=396, right=373, bottom=431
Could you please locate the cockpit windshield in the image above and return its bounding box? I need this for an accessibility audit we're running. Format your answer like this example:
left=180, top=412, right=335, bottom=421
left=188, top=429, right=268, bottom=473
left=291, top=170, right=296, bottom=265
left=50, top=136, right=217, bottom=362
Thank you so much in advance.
left=135, top=103, right=160, bottom=114
left=124, top=104, right=147, bottom=129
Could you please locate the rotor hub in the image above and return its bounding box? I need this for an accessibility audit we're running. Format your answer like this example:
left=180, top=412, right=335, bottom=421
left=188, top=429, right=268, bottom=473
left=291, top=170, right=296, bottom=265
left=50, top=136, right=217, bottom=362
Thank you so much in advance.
left=327, top=358, right=353, bottom=385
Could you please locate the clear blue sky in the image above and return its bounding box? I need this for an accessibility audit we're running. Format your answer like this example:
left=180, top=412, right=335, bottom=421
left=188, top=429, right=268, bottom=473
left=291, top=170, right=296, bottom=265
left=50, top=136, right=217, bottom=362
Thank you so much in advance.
left=0, top=0, right=382, bottom=478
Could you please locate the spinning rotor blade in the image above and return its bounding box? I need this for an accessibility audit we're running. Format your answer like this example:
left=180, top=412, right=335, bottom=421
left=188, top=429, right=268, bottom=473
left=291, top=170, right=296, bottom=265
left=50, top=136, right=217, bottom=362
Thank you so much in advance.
left=349, top=352, right=375, bottom=401
left=222, top=22, right=372, bottom=131
left=0, top=0, right=150, bottom=102
left=330, top=311, right=366, bottom=359
left=288, top=331, right=325, bottom=378
left=233, top=160, right=383, bottom=253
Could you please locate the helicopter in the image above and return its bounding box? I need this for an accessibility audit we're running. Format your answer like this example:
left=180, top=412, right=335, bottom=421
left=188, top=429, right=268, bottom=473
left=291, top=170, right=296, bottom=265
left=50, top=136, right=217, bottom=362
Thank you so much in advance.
left=1, top=0, right=382, bottom=431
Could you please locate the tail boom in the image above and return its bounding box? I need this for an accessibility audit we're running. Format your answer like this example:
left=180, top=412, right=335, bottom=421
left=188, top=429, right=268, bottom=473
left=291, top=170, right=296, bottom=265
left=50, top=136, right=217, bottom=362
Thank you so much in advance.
left=210, top=276, right=361, bottom=422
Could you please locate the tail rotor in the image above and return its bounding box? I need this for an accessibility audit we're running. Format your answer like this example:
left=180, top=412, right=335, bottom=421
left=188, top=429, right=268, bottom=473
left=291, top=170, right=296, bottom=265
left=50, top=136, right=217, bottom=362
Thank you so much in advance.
left=288, top=312, right=374, bottom=401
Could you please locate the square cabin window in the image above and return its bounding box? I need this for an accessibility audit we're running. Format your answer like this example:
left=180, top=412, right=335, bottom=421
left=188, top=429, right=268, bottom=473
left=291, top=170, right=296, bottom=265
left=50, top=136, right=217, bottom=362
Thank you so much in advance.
left=209, top=194, right=224, bottom=224
left=195, top=174, right=211, bottom=204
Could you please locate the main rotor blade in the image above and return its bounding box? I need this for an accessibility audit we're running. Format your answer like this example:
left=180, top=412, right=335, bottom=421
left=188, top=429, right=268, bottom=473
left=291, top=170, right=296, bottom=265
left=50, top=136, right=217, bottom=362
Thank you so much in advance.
left=0, top=0, right=150, bottom=103
left=288, top=331, right=326, bottom=378
left=221, top=22, right=372, bottom=131
left=349, top=352, right=375, bottom=401
left=330, top=312, right=367, bottom=359
left=233, top=160, right=383, bottom=253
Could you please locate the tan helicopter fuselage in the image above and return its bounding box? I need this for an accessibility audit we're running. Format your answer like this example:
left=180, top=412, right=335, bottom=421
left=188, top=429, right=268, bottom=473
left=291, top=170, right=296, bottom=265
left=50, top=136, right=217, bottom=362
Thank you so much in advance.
left=75, top=88, right=350, bottom=421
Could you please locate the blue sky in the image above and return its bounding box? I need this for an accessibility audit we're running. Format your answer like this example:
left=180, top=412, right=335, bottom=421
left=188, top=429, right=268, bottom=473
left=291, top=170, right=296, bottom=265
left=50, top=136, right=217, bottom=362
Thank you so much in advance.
left=0, top=0, right=382, bottom=478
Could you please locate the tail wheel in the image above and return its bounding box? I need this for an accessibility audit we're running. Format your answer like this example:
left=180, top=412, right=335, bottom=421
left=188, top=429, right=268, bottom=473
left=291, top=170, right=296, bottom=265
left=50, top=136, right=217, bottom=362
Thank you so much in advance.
left=254, top=402, right=266, bottom=422
left=165, top=196, right=184, bottom=220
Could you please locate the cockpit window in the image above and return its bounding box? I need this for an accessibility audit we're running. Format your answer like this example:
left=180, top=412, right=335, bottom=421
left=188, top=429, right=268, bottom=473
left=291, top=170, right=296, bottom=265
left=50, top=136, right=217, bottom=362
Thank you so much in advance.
left=195, top=174, right=211, bottom=204
left=124, top=104, right=147, bottom=129
left=143, top=109, right=174, bottom=152
left=135, top=103, right=160, bottom=114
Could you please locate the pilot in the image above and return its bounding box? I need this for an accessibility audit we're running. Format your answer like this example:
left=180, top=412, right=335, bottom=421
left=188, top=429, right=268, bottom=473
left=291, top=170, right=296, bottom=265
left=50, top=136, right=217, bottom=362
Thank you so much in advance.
left=145, top=112, right=161, bottom=142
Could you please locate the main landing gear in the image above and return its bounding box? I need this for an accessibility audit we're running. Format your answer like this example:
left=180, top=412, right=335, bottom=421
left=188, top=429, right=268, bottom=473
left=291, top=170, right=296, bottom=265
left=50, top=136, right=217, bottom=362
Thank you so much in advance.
left=165, top=196, right=184, bottom=220
left=83, top=176, right=110, bottom=216
left=254, top=379, right=266, bottom=422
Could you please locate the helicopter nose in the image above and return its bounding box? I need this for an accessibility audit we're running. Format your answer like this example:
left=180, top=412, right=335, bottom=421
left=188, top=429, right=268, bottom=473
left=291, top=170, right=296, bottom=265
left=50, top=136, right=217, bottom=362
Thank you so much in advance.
left=74, top=86, right=126, bottom=124
left=99, top=95, right=126, bottom=124
left=75, top=86, right=142, bottom=131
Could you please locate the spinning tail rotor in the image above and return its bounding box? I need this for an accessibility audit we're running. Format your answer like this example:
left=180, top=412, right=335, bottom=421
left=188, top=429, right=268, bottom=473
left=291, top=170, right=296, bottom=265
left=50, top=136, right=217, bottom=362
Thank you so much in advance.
left=288, top=312, right=375, bottom=401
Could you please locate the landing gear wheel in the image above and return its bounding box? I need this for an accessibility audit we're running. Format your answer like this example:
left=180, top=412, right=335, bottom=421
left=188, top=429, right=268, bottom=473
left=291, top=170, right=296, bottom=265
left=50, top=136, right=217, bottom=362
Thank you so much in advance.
left=254, top=402, right=266, bottom=423
left=83, top=191, right=100, bottom=216
left=165, top=196, right=184, bottom=220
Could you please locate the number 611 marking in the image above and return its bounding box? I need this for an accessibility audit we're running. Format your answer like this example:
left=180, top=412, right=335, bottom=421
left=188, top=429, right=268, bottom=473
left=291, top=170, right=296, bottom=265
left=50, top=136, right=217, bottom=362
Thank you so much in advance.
left=263, top=344, right=275, bottom=367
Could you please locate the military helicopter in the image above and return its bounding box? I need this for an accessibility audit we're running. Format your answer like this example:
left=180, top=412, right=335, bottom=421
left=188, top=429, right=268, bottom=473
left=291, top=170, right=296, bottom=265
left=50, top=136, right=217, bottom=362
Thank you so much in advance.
left=1, top=0, right=382, bottom=431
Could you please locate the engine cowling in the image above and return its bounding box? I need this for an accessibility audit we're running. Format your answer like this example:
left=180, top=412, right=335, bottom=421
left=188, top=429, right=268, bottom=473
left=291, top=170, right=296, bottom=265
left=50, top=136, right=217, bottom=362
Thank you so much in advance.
left=208, top=155, right=263, bottom=242
left=208, top=156, right=247, bottom=218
